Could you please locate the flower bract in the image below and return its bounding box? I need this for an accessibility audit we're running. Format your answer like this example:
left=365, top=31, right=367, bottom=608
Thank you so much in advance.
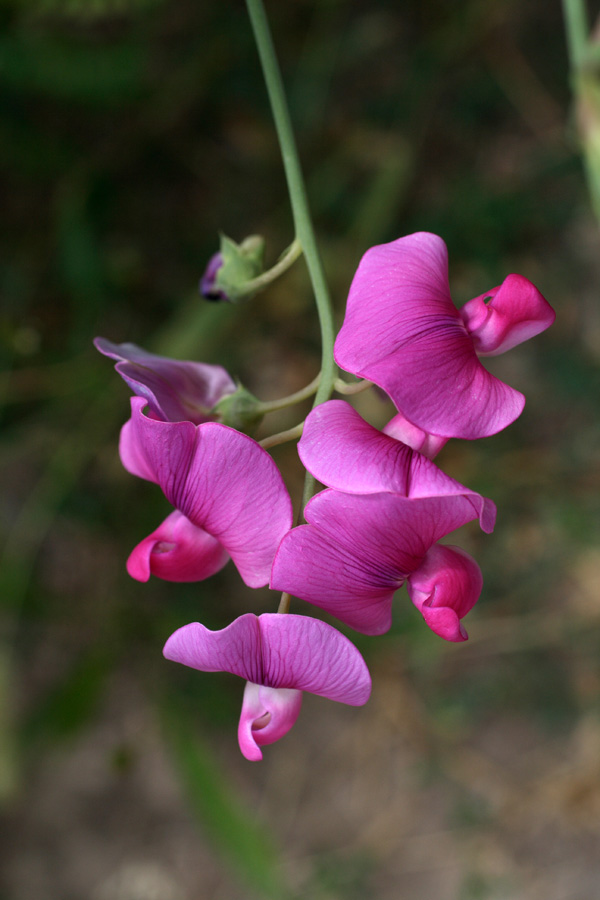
left=163, top=613, right=372, bottom=760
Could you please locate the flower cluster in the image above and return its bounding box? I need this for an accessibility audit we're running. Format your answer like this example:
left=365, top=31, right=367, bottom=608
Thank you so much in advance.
left=97, top=232, right=554, bottom=760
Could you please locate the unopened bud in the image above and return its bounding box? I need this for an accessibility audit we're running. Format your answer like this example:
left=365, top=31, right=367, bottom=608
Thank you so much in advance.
left=214, top=383, right=264, bottom=435
left=199, top=234, right=266, bottom=303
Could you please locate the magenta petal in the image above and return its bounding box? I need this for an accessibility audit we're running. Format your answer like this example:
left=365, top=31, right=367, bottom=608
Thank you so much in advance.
left=271, top=521, right=395, bottom=634
left=406, top=544, right=482, bottom=642
left=460, top=275, right=555, bottom=357
left=382, top=412, right=448, bottom=458
left=334, top=232, right=526, bottom=439
left=94, top=337, right=235, bottom=424
left=165, top=613, right=370, bottom=761
left=163, top=614, right=263, bottom=682
left=124, top=398, right=293, bottom=587
left=238, top=683, right=303, bottom=761
left=305, top=490, right=482, bottom=569
left=298, top=401, right=495, bottom=533
left=271, top=490, right=482, bottom=634
left=163, top=613, right=371, bottom=701
left=257, top=614, right=372, bottom=704
left=119, top=417, right=158, bottom=483
left=126, top=510, right=230, bottom=583
left=421, top=606, right=468, bottom=642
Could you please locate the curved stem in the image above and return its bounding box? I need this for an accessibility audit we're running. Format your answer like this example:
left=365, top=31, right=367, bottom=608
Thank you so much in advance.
left=258, top=421, right=304, bottom=450
left=245, top=0, right=337, bottom=413
left=243, top=237, right=303, bottom=295
left=334, top=377, right=374, bottom=396
left=254, top=371, right=321, bottom=415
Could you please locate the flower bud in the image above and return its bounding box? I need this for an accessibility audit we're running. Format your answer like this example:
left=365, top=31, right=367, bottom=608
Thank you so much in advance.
left=199, top=234, right=266, bottom=303
left=213, top=382, right=264, bottom=435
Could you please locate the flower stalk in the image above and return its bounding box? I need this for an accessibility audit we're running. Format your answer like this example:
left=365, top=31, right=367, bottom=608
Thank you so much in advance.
left=244, top=0, right=337, bottom=413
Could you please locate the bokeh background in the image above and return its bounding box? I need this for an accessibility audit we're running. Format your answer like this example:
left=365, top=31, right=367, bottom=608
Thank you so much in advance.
left=2, top=1, right=600, bottom=898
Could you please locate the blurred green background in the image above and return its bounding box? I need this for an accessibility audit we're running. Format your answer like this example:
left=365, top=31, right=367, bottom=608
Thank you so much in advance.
left=1, top=1, right=599, bottom=898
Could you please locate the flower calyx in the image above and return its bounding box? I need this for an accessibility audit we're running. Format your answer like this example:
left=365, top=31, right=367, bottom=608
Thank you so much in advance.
left=200, top=234, right=266, bottom=303
left=213, top=382, right=265, bottom=435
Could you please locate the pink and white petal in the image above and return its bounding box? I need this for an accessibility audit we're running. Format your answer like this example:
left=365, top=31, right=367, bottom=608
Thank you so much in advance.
left=382, top=411, right=448, bottom=458
left=163, top=614, right=263, bottom=683
left=94, top=337, right=235, bottom=423
left=258, top=614, right=372, bottom=704
left=126, top=510, right=230, bottom=583
left=460, top=275, right=555, bottom=357
left=127, top=399, right=293, bottom=587
left=406, top=544, right=482, bottom=642
left=334, top=232, right=525, bottom=439
left=238, top=682, right=303, bottom=761
left=270, top=523, right=396, bottom=635
left=298, top=402, right=495, bottom=533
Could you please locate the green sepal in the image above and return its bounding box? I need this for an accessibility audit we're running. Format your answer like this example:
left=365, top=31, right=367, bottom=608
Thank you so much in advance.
left=213, top=382, right=264, bottom=436
left=215, top=234, right=266, bottom=303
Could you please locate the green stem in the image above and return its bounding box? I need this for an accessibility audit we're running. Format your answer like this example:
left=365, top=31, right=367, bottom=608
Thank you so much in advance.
left=277, top=592, right=291, bottom=614
left=258, top=421, right=304, bottom=450
left=245, top=0, right=337, bottom=412
left=245, top=0, right=338, bottom=514
left=254, top=371, right=320, bottom=415
left=243, top=237, right=303, bottom=295
left=334, top=377, right=373, bottom=396
left=562, top=0, right=589, bottom=72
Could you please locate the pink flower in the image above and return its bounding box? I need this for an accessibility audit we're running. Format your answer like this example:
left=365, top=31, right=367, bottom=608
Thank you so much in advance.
left=94, top=337, right=235, bottom=425
left=334, top=232, right=555, bottom=440
left=121, top=397, right=292, bottom=587
left=298, top=400, right=496, bottom=533
left=163, top=613, right=372, bottom=760
left=271, top=490, right=484, bottom=641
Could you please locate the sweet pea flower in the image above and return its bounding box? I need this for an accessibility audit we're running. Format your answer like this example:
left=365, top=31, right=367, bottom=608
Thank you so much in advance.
left=163, top=613, right=372, bottom=760
left=298, top=400, right=496, bottom=533
left=94, top=337, right=235, bottom=424
left=271, top=490, right=484, bottom=641
left=121, top=397, right=293, bottom=588
left=335, top=232, right=555, bottom=440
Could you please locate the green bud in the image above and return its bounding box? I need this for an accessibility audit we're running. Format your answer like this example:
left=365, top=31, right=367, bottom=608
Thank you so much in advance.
left=213, top=383, right=265, bottom=436
left=200, top=234, right=266, bottom=303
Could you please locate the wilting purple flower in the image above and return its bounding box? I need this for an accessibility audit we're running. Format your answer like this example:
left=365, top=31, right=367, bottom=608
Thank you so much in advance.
left=298, top=400, right=496, bottom=533
left=94, top=337, right=235, bottom=425
left=335, top=232, right=555, bottom=440
left=199, top=253, right=227, bottom=301
left=163, top=613, right=371, bottom=760
left=271, top=490, right=484, bottom=641
left=121, top=397, right=293, bottom=588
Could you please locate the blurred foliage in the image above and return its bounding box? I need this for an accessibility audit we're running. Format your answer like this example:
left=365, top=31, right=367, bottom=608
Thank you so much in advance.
left=1, top=0, right=600, bottom=898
